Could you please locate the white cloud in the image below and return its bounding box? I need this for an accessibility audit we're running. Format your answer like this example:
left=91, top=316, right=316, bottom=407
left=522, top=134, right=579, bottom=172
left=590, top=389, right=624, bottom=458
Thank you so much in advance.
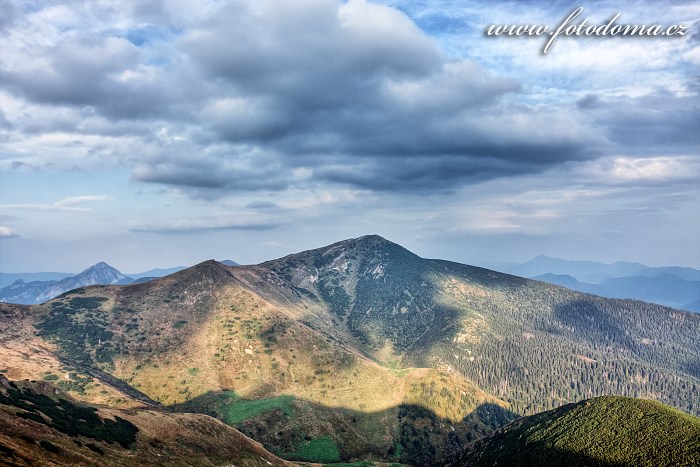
left=54, top=195, right=111, bottom=206
left=0, top=226, right=19, bottom=237
left=0, top=195, right=111, bottom=212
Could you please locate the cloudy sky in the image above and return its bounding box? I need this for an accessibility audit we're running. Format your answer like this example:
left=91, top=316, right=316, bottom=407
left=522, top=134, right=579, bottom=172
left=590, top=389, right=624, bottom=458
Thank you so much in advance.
left=0, top=0, right=699, bottom=273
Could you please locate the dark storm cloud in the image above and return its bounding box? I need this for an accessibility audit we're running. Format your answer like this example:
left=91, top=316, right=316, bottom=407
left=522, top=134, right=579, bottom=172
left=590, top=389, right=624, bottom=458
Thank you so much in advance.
left=160, top=0, right=602, bottom=192
left=128, top=143, right=294, bottom=193
left=314, top=136, right=594, bottom=191
left=578, top=91, right=700, bottom=155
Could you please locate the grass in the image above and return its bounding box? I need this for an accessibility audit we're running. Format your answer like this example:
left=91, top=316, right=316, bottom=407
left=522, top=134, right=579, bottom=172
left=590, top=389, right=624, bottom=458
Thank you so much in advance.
left=286, top=436, right=340, bottom=463
left=219, top=392, right=295, bottom=425
left=322, top=463, right=375, bottom=467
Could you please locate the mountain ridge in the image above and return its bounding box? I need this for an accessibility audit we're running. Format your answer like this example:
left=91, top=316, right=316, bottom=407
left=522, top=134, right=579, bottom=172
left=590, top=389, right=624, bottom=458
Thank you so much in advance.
left=1, top=235, right=698, bottom=464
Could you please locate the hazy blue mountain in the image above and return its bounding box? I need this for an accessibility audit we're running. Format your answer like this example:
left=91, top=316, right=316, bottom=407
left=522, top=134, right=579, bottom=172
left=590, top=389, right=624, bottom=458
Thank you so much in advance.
left=126, top=266, right=187, bottom=279
left=596, top=273, right=700, bottom=309
left=0, top=262, right=132, bottom=304
left=531, top=273, right=608, bottom=296
left=0, top=272, right=73, bottom=289
left=220, top=259, right=239, bottom=266
left=505, top=255, right=646, bottom=283
left=632, top=266, right=700, bottom=282
left=508, top=256, right=700, bottom=312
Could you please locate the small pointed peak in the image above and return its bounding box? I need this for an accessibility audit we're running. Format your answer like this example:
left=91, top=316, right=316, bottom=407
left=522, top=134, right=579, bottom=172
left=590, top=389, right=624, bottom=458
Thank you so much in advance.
left=188, top=259, right=234, bottom=274
left=83, top=261, right=117, bottom=272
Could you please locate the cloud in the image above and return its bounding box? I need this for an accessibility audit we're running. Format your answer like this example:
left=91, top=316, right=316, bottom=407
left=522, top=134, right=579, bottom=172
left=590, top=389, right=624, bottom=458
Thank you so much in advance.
left=0, top=0, right=619, bottom=196
left=160, top=0, right=602, bottom=192
left=129, top=213, right=281, bottom=234
left=0, top=0, right=697, bottom=202
left=0, top=0, right=18, bottom=33
left=0, top=195, right=110, bottom=212
left=0, top=226, right=19, bottom=238
left=246, top=201, right=279, bottom=210
left=577, top=91, right=700, bottom=156
left=577, top=156, right=700, bottom=186
left=54, top=195, right=111, bottom=206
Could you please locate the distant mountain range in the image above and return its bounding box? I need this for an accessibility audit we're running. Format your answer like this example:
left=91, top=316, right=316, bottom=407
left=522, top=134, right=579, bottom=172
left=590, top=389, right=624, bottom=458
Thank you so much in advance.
left=3, top=253, right=699, bottom=312
left=499, top=255, right=700, bottom=312
left=0, top=260, right=238, bottom=305
left=0, top=271, right=73, bottom=289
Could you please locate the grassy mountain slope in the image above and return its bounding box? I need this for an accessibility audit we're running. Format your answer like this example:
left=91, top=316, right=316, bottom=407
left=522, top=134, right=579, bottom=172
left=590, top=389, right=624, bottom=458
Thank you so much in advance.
left=11, top=257, right=512, bottom=464
left=0, top=302, right=140, bottom=409
left=441, top=396, right=700, bottom=467
left=0, top=376, right=293, bottom=467
left=1, top=235, right=698, bottom=464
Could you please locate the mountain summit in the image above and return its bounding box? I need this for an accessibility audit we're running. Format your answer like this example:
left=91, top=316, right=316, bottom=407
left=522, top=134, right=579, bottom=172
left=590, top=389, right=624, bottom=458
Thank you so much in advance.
left=0, top=262, right=132, bottom=304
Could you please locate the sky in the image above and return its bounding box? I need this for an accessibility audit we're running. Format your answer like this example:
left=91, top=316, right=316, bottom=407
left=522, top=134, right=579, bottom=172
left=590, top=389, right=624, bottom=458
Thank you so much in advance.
left=0, top=0, right=699, bottom=273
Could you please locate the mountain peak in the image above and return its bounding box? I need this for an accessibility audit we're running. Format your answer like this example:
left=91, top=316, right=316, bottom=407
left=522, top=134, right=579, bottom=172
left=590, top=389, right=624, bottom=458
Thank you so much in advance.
left=167, top=259, right=235, bottom=284
left=327, top=234, right=407, bottom=254
left=265, top=235, right=420, bottom=271
left=80, top=261, right=122, bottom=274
left=78, top=263, right=122, bottom=276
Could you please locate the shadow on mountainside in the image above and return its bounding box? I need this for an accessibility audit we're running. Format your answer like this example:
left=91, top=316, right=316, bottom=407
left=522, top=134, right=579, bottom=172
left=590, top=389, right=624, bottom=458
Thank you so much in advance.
left=170, top=391, right=518, bottom=466
left=441, top=443, right=628, bottom=467
left=438, top=395, right=700, bottom=467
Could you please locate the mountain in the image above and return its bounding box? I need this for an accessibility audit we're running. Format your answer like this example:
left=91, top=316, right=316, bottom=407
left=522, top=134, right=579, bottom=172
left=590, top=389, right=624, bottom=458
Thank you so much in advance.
left=504, top=255, right=646, bottom=283
left=441, top=396, right=700, bottom=467
left=0, top=272, right=73, bottom=289
left=125, top=266, right=187, bottom=280
left=507, top=256, right=700, bottom=312
left=684, top=299, right=700, bottom=313
left=597, top=273, right=700, bottom=310
left=0, top=262, right=132, bottom=305
left=531, top=273, right=609, bottom=296
left=0, top=375, right=292, bottom=466
left=633, top=266, right=700, bottom=282
left=1, top=235, right=698, bottom=465
left=532, top=273, right=700, bottom=312
left=0, top=265, right=196, bottom=304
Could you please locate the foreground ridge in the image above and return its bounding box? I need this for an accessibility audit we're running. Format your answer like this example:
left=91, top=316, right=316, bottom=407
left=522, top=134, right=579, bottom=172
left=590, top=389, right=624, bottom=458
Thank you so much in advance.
left=440, top=395, right=700, bottom=467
